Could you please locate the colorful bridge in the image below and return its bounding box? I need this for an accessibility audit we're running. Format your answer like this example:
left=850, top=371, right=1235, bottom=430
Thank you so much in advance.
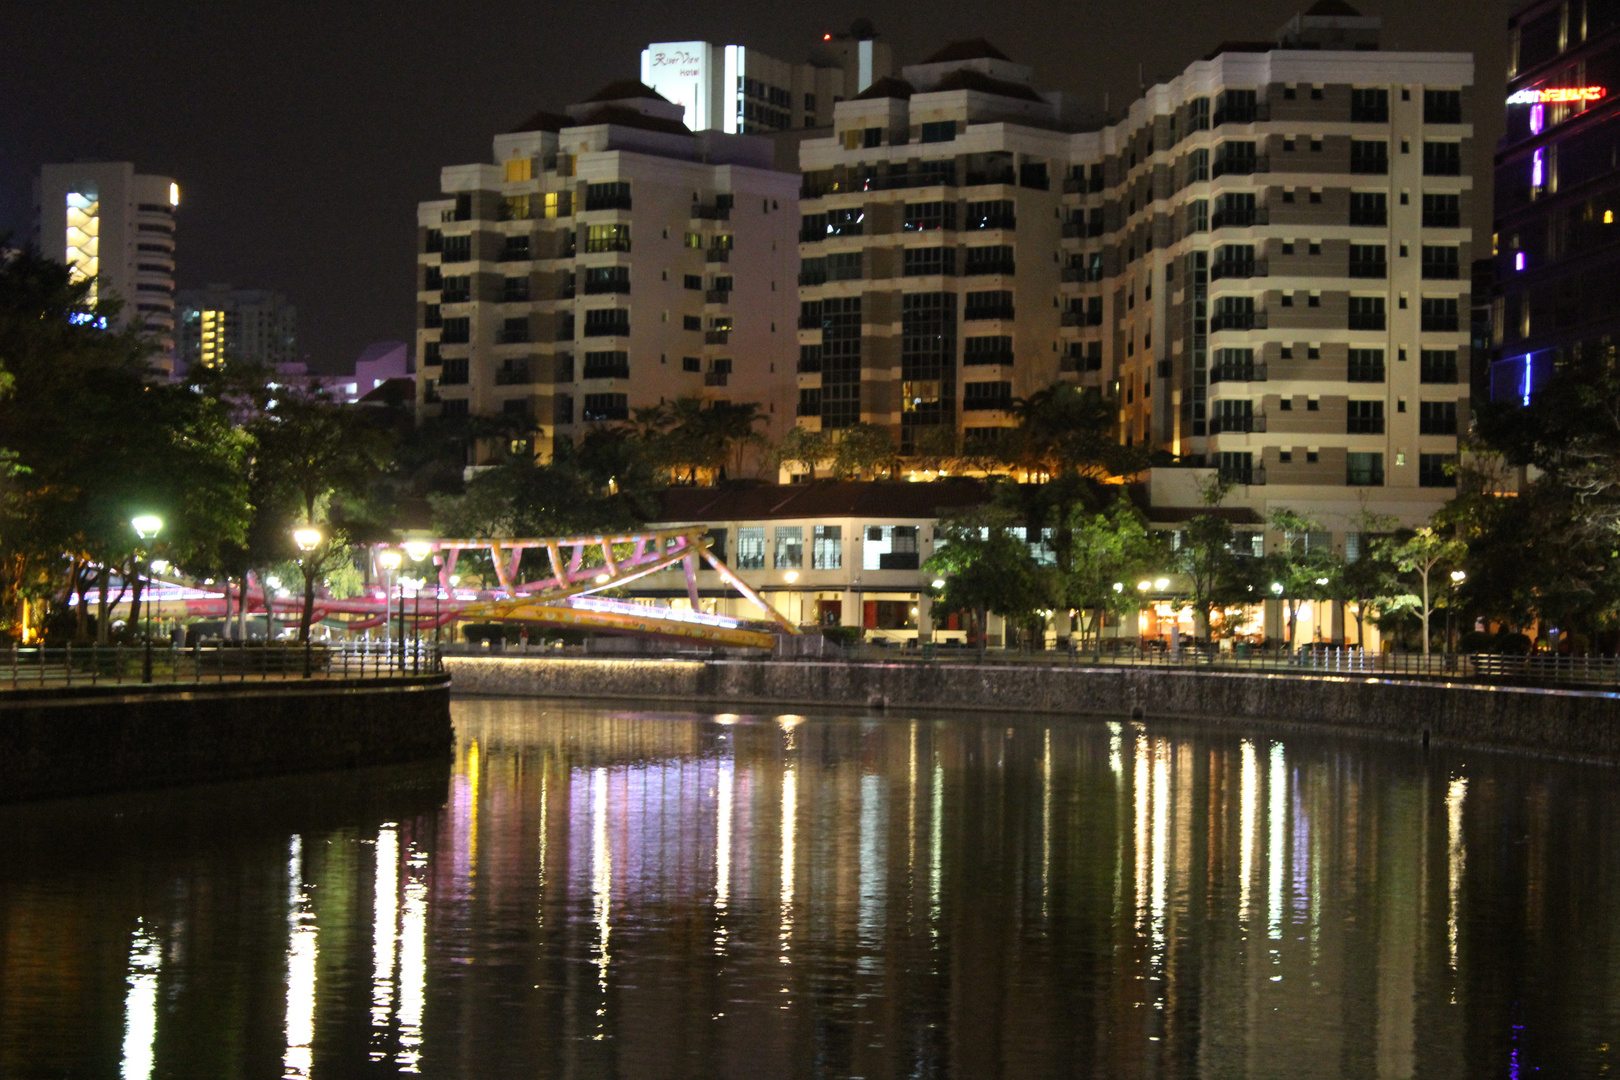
left=158, top=527, right=798, bottom=649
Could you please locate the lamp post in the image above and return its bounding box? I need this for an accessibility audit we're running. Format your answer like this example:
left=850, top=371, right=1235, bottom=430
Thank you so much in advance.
left=294, top=526, right=322, bottom=678
left=131, top=515, right=163, bottom=683
left=378, top=549, right=403, bottom=673
left=405, top=542, right=431, bottom=674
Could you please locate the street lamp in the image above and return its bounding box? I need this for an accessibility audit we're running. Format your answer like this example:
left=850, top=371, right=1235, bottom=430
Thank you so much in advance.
left=1154, top=578, right=1169, bottom=591
left=131, top=515, right=162, bottom=683
left=1450, top=570, right=1467, bottom=583
left=294, top=526, right=322, bottom=678
left=1270, top=582, right=1284, bottom=595
left=378, top=549, right=403, bottom=672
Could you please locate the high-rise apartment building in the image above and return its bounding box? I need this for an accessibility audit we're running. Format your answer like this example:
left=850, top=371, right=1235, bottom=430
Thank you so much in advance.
left=416, top=82, right=801, bottom=464
left=1491, top=0, right=1620, bottom=403
left=641, top=22, right=893, bottom=134
left=797, top=2, right=1474, bottom=529
left=176, top=284, right=298, bottom=371
left=34, top=161, right=181, bottom=365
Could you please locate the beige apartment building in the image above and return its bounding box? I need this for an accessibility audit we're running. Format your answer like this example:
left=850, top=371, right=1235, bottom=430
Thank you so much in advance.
left=416, top=83, right=801, bottom=464
left=797, top=1, right=1475, bottom=541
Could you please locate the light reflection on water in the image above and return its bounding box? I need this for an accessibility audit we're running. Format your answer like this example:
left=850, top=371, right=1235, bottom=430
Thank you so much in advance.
left=3, top=698, right=1620, bottom=1077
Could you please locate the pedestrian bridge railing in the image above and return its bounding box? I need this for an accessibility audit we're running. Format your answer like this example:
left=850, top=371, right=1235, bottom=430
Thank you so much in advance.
left=3, top=641, right=444, bottom=691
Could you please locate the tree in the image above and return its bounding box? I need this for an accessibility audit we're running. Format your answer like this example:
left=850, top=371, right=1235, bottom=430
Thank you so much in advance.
left=1265, top=508, right=1336, bottom=647
left=624, top=396, right=767, bottom=484
left=774, top=426, right=830, bottom=480
left=1062, top=493, right=1166, bottom=648
left=1004, top=383, right=1149, bottom=481
left=924, top=507, right=1054, bottom=656
left=1379, top=526, right=1466, bottom=656
left=1174, top=476, right=1244, bottom=642
left=830, top=423, right=900, bottom=480
left=1339, top=504, right=1400, bottom=647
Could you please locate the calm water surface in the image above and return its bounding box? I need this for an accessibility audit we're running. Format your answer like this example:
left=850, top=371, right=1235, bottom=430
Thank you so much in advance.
left=3, top=698, right=1618, bottom=1078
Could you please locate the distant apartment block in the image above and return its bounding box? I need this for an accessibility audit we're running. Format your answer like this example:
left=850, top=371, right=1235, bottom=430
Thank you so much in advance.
left=641, top=22, right=893, bottom=134
left=797, top=0, right=1474, bottom=531
left=416, top=82, right=801, bottom=464
left=35, top=161, right=181, bottom=365
left=176, top=284, right=297, bottom=371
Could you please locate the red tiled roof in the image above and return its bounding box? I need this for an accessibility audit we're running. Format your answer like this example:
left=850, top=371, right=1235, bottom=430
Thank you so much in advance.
left=651, top=480, right=991, bottom=523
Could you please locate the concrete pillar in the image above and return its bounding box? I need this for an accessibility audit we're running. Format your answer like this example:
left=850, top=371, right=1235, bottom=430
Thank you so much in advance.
left=841, top=588, right=859, bottom=631
left=1331, top=599, right=1347, bottom=645
left=1264, top=598, right=1284, bottom=645
left=986, top=612, right=1005, bottom=648
left=917, top=590, right=934, bottom=642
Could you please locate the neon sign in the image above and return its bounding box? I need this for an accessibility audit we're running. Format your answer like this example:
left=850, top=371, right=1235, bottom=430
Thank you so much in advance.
left=1507, top=86, right=1607, bottom=105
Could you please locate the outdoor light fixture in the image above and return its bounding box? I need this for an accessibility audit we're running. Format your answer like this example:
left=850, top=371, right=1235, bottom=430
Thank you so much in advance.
left=1138, top=580, right=1152, bottom=592
left=784, top=571, right=800, bottom=584
left=1112, top=582, right=1124, bottom=593
left=130, top=515, right=163, bottom=683
left=378, top=550, right=403, bottom=571
left=1270, top=582, right=1284, bottom=595
left=294, top=527, right=322, bottom=552
left=594, top=572, right=611, bottom=583
left=265, top=576, right=283, bottom=590
left=150, top=559, right=170, bottom=575
left=1315, top=577, right=1330, bottom=586
left=1451, top=570, right=1467, bottom=583
left=404, top=541, right=432, bottom=561
left=131, top=514, right=162, bottom=540
left=1154, top=578, right=1169, bottom=590
left=931, top=578, right=946, bottom=589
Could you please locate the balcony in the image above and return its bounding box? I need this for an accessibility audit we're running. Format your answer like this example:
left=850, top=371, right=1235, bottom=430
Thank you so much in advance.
left=1219, top=465, right=1267, bottom=485
left=705, top=249, right=730, bottom=263
left=799, top=227, right=825, bottom=243
left=1062, top=177, right=1087, bottom=194
left=1061, top=220, right=1086, bottom=239
left=798, top=270, right=827, bottom=286
left=1211, top=259, right=1267, bottom=280
left=1209, top=362, right=1267, bottom=384
left=496, top=327, right=531, bottom=345
left=584, top=193, right=633, bottom=212
left=705, top=289, right=731, bottom=304
left=494, top=361, right=531, bottom=385
left=691, top=204, right=730, bottom=221
left=704, top=372, right=729, bottom=386
left=583, top=280, right=630, bottom=295
left=1211, top=155, right=1267, bottom=178
left=964, top=260, right=1016, bottom=277
left=964, top=305, right=1016, bottom=322
left=878, top=552, right=920, bottom=570
left=705, top=330, right=731, bottom=344
left=796, top=399, right=821, bottom=416
left=1210, top=208, right=1268, bottom=230
left=1208, top=414, right=1267, bottom=434
left=964, top=168, right=1017, bottom=187
left=1060, top=310, right=1089, bottom=327
left=798, top=314, right=824, bottom=330
left=962, top=351, right=1015, bottom=367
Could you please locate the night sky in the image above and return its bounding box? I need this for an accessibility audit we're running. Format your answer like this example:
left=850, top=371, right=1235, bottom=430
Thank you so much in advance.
left=2, top=0, right=1512, bottom=372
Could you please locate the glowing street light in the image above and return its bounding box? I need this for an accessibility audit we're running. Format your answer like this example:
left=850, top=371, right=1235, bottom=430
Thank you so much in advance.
left=404, top=541, right=432, bottom=562
left=293, top=526, right=323, bottom=674
left=931, top=578, right=946, bottom=590
left=1270, top=582, right=1284, bottom=595
left=1154, top=577, right=1169, bottom=591
left=1450, top=570, right=1467, bottom=583
left=294, top=527, right=322, bottom=553
left=377, top=550, right=403, bottom=672
left=130, top=515, right=162, bottom=683
left=783, top=570, right=799, bottom=584
left=1137, top=580, right=1152, bottom=592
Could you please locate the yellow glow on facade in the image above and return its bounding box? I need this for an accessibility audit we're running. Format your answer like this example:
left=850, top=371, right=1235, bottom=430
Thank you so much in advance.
left=199, top=310, right=225, bottom=367
left=504, top=157, right=532, bottom=182
left=65, top=192, right=100, bottom=304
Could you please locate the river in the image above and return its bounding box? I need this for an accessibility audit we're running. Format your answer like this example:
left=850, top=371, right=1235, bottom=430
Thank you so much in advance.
left=1, top=697, right=1616, bottom=1078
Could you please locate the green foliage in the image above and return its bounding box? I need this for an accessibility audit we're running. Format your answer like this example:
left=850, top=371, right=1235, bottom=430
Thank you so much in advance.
left=1062, top=493, right=1166, bottom=639
left=1004, top=384, right=1149, bottom=480
left=429, top=448, right=642, bottom=539
left=924, top=505, right=1058, bottom=646
left=773, top=426, right=830, bottom=479
left=626, top=396, right=767, bottom=483
left=830, top=422, right=900, bottom=480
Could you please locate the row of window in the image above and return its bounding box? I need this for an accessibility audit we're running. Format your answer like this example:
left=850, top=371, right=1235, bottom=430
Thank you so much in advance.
left=1217, top=450, right=1456, bottom=487
left=1210, top=347, right=1461, bottom=384
left=725, top=524, right=925, bottom=571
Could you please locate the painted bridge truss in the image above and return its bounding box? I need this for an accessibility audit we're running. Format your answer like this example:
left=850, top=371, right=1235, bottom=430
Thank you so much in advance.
left=171, top=527, right=798, bottom=649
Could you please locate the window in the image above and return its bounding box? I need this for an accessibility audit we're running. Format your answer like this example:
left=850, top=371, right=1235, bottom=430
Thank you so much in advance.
left=585, top=182, right=631, bottom=211
left=1211, top=295, right=1256, bottom=331
left=1348, top=348, right=1385, bottom=382
left=1420, top=349, right=1458, bottom=383
left=1423, top=142, right=1462, bottom=176
left=585, top=224, right=630, bottom=252
left=863, top=526, right=920, bottom=570
left=440, top=316, right=470, bottom=344
left=826, top=207, right=864, bottom=237
left=863, top=126, right=883, bottom=148
left=439, top=357, right=469, bottom=384
left=682, top=355, right=701, bottom=372
left=1349, top=191, right=1388, bottom=226
left=736, top=527, right=766, bottom=569
left=584, top=265, right=630, bottom=294
left=1349, top=244, right=1387, bottom=278
left=964, top=336, right=1014, bottom=366
left=812, top=525, right=842, bottom=569
left=1419, top=400, right=1458, bottom=435
left=1213, top=141, right=1257, bottom=177
left=1422, top=193, right=1461, bottom=228
left=1421, top=246, right=1460, bottom=279
left=441, top=234, right=472, bottom=263
left=1214, top=88, right=1258, bottom=126
left=1419, top=453, right=1457, bottom=487
left=1349, top=296, right=1386, bottom=331
left=921, top=120, right=957, bottom=143
left=1350, top=140, right=1389, bottom=174
left=1347, top=400, right=1385, bottom=434
left=583, top=351, right=629, bottom=378
left=541, top=191, right=571, bottom=218
left=502, top=276, right=530, bottom=302
left=440, top=275, right=471, bottom=303
left=1350, top=88, right=1389, bottom=123
left=582, top=393, right=628, bottom=421
left=1424, top=90, right=1462, bottom=124
left=1216, top=451, right=1254, bottom=484
left=440, top=399, right=469, bottom=417
left=965, top=200, right=1015, bottom=230
left=683, top=315, right=702, bottom=331
left=499, top=316, right=530, bottom=344
left=1347, top=452, right=1385, bottom=486
left=820, top=296, right=863, bottom=430
left=965, top=245, right=1015, bottom=275
left=1421, top=297, right=1460, bottom=332
left=424, top=229, right=444, bottom=254
left=1188, top=97, right=1210, bottom=132
left=499, top=234, right=530, bottom=262
left=774, top=526, right=804, bottom=569
left=964, top=290, right=1014, bottom=320
left=903, top=246, right=955, bottom=276
left=963, top=381, right=1013, bottom=411
left=582, top=308, right=630, bottom=337
left=1186, top=199, right=1210, bottom=233
left=1187, top=148, right=1209, bottom=183
left=1212, top=191, right=1257, bottom=228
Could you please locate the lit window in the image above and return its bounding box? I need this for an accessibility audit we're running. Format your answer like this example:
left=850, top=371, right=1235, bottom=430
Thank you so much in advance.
left=504, top=158, right=533, bottom=182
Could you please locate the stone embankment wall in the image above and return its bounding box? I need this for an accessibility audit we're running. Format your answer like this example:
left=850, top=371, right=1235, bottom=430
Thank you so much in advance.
left=0, top=676, right=452, bottom=803
left=447, top=657, right=1620, bottom=761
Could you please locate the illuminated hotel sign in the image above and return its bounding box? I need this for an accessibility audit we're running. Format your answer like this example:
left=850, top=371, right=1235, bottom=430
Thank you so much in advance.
left=1507, top=86, right=1607, bottom=105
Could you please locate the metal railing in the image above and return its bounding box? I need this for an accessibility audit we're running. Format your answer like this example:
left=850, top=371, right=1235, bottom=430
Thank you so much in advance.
left=3, top=641, right=444, bottom=691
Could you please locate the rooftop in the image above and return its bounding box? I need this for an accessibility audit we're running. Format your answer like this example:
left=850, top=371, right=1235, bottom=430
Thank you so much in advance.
left=853, top=76, right=914, bottom=101
left=924, top=39, right=1011, bottom=64
left=583, top=80, right=669, bottom=104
